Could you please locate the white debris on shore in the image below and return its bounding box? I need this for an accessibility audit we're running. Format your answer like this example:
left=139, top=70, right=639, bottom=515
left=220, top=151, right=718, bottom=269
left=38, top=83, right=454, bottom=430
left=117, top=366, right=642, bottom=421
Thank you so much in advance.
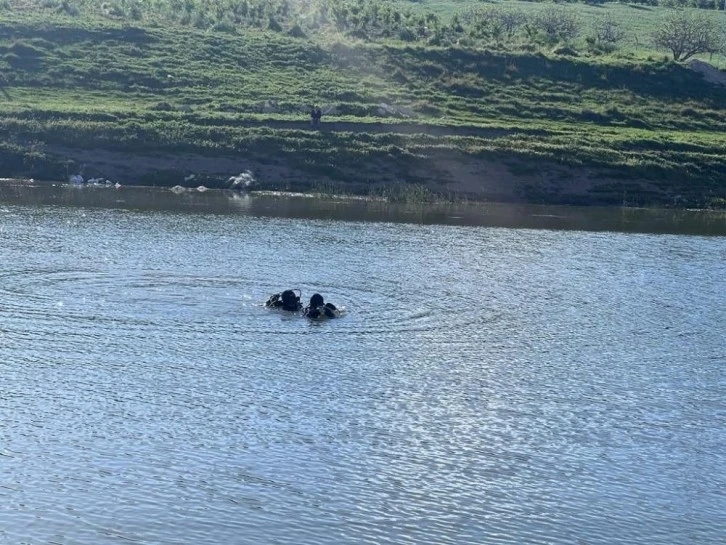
left=376, top=103, right=416, bottom=118
left=68, top=174, right=119, bottom=187
left=228, top=170, right=256, bottom=190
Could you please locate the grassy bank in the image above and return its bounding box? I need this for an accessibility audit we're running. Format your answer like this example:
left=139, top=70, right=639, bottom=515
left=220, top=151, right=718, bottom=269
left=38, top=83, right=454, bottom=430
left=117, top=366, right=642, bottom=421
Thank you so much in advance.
left=1, top=1, right=726, bottom=206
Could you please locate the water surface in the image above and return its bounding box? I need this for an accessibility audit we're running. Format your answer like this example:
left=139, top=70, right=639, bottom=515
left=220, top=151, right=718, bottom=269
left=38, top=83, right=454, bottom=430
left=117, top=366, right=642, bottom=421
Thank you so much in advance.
left=1, top=183, right=725, bottom=544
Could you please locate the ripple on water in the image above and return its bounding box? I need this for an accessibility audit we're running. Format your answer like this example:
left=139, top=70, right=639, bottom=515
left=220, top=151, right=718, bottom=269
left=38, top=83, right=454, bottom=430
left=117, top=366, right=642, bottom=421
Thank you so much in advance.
left=1, top=205, right=725, bottom=545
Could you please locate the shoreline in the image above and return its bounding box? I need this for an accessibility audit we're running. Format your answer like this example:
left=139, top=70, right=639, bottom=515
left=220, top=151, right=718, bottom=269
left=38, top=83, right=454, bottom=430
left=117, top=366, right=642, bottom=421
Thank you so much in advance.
left=3, top=143, right=720, bottom=209
left=3, top=177, right=726, bottom=237
left=2, top=13, right=725, bottom=210
left=2, top=175, right=725, bottom=214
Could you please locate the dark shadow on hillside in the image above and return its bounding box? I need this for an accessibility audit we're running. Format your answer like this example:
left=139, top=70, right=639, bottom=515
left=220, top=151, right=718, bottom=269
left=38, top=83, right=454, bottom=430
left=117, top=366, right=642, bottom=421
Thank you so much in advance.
left=0, top=23, right=156, bottom=47
left=0, top=38, right=50, bottom=68
left=0, top=70, right=10, bottom=99
left=383, top=47, right=726, bottom=103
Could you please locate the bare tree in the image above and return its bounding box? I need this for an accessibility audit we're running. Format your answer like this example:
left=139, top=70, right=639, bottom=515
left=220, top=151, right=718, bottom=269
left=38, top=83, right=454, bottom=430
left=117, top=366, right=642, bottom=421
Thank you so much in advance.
left=593, top=14, right=626, bottom=45
left=652, top=10, right=723, bottom=61
left=498, top=9, right=528, bottom=39
left=462, top=7, right=528, bottom=43
left=533, top=6, right=581, bottom=43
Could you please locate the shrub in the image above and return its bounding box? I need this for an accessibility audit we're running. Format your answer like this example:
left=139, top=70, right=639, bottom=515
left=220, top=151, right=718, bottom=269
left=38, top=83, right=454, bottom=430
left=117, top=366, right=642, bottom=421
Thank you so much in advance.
left=288, top=24, right=307, bottom=38
left=268, top=16, right=283, bottom=32
left=551, top=45, right=579, bottom=56
left=533, top=5, right=581, bottom=44
left=129, top=2, right=143, bottom=20
left=58, top=0, right=80, bottom=16
left=399, top=27, right=417, bottom=42
left=212, top=19, right=237, bottom=33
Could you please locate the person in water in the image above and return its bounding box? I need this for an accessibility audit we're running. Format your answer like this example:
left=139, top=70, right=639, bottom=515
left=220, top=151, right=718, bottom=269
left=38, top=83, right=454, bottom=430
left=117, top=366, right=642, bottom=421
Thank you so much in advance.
left=265, top=289, right=302, bottom=311
left=303, top=293, right=338, bottom=319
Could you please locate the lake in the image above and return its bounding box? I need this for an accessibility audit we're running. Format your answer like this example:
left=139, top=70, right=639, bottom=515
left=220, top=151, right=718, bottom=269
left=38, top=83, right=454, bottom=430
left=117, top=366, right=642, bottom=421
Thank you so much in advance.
left=1, top=182, right=725, bottom=545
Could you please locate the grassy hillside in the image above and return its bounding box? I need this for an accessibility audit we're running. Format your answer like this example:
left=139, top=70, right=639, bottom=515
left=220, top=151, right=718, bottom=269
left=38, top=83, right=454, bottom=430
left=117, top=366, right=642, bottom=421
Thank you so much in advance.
left=1, top=0, right=726, bottom=206
left=400, top=0, right=726, bottom=67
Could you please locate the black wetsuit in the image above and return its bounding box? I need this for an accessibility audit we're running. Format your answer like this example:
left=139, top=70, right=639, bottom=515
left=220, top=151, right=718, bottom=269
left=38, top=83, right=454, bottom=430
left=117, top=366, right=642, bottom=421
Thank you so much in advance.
left=304, top=302, right=337, bottom=319
left=265, top=290, right=302, bottom=311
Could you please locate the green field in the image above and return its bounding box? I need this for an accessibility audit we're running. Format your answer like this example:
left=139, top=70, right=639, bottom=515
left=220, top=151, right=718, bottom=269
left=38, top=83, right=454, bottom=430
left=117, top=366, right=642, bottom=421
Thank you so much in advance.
left=400, top=0, right=726, bottom=67
left=1, top=0, right=726, bottom=206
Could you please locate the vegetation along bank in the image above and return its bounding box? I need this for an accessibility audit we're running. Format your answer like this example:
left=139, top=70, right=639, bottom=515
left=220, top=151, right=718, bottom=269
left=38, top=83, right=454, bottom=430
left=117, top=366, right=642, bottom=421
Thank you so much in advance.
left=1, top=0, right=726, bottom=207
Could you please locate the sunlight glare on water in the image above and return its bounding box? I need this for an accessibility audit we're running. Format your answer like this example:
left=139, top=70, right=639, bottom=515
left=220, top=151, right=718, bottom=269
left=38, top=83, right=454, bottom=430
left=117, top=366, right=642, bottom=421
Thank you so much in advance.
left=1, top=187, right=725, bottom=545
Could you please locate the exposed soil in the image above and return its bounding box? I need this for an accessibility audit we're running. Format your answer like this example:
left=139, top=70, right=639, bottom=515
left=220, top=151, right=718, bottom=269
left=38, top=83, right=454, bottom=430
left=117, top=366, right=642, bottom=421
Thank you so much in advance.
left=37, top=143, right=669, bottom=207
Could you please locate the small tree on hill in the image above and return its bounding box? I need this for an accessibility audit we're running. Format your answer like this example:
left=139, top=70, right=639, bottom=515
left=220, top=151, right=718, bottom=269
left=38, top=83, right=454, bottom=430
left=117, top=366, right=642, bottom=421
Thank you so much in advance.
left=533, top=6, right=581, bottom=44
left=592, top=14, right=626, bottom=45
left=499, top=9, right=527, bottom=40
left=652, top=11, right=723, bottom=61
left=464, top=7, right=527, bottom=43
left=268, top=15, right=283, bottom=32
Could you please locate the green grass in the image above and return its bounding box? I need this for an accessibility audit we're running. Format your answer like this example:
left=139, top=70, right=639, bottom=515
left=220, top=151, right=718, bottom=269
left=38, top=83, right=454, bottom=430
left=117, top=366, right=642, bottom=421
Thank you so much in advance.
left=399, top=1, right=726, bottom=66
left=1, top=0, right=726, bottom=206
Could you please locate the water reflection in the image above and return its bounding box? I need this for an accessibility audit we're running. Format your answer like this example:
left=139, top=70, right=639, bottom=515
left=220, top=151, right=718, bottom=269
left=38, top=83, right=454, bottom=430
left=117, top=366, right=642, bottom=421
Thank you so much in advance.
left=1, top=180, right=725, bottom=235
left=2, top=185, right=725, bottom=545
